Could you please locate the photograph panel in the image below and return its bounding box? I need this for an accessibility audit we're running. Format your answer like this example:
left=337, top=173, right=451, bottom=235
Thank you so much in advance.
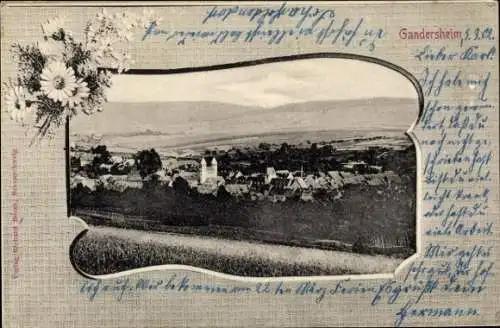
left=69, top=58, right=420, bottom=277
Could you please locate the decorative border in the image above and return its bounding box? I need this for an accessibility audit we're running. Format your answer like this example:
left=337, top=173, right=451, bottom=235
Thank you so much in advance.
left=67, top=52, right=425, bottom=282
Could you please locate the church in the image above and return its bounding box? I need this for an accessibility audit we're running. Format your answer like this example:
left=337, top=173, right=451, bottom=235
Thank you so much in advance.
left=200, top=156, right=218, bottom=184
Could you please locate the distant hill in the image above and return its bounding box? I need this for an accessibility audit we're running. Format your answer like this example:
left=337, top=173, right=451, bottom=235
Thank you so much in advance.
left=71, top=97, right=419, bottom=152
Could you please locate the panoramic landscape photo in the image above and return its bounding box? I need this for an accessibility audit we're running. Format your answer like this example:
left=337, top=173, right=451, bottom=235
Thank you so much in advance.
left=69, top=58, right=419, bottom=277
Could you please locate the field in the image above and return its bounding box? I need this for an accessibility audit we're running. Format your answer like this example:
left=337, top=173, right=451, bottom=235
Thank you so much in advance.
left=72, top=226, right=402, bottom=276
left=71, top=179, right=416, bottom=255
left=70, top=97, right=418, bottom=153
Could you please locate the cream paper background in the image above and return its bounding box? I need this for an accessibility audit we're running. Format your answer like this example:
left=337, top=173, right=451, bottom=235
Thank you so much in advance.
left=1, top=1, right=499, bottom=327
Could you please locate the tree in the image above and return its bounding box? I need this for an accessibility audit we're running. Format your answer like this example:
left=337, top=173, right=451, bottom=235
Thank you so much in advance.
left=280, top=142, right=289, bottom=153
left=92, top=145, right=111, bottom=163
left=134, top=148, right=162, bottom=179
left=70, top=156, right=81, bottom=172
left=258, top=142, right=270, bottom=151
left=143, top=174, right=162, bottom=191
left=365, top=147, right=377, bottom=165
left=217, top=185, right=232, bottom=202
left=172, top=176, right=190, bottom=194
left=310, top=143, right=319, bottom=165
left=90, top=145, right=111, bottom=175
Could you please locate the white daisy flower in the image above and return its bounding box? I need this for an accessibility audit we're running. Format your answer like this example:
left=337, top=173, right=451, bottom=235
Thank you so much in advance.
left=81, top=102, right=103, bottom=115
left=90, top=35, right=118, bottom=57
left=40, top=61, right=77, bottom=105
left=41, top=17, right=65, bottom=38
left=76, top=60, right=98, bottom=76
left=66, top=79, right=90, bottom=109
left=113, top=12, right=135, bottom=29
left=3, top=82, right=32, bottom=123
left=141, top=9, right=163, bottom=28
left=96, top=8, right=110, bottom=20
left=121, top=29, right=134, bottom=42
left=84, top=22, right=99, bottom=46
left=110, top=52, right=133, bottom=73
left=38, top=39, right=65, bottom=62
left=116, top=15, right=136, bottom=41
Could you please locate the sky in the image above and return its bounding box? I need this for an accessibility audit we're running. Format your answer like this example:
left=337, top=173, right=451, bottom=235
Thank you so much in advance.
left=106, top=58, right=418, bottom=108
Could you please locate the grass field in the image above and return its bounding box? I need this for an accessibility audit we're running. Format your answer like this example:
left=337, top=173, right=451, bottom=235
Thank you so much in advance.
left=72, top=226, right=402, bottom=277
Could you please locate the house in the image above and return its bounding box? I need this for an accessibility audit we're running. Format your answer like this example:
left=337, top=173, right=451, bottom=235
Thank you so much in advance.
left=314, top=176, right=329, bottom=189
left=146, top=170, right=172, bottom=184
left=365, top=174, right=385, bottom=186
left=250, top=192, right=265, bottom=201
left=342, top=161, right=368, bottom=174
left=178, top=159, right=200, bottom=171
left=119, top=172, right=143, bottom=189
left=109, top=155, right=123, bottom=165
left=226, top=170, right=244, bottom=183
left=197, top=183, right=218, bottom=195
left=234, top=161, right=252, bottom=168
left=225, top=184, right=249, bottom=196
left=126, top=168, right=143, bottom=180
left=286, top=176, right=314, bottom=201
left=377, top=152, right=390, bottom=160
left=235, top=174, right=247, bottom=184
left=227, top=148, right=240, bottom=159
left=265, top=167, right=277, bottom=184
left=98, top=163, right=113, bottom=173
left=303, top=175, right=316, bottom=188
left=340, top=171, right=354, bottom=179
left=163, top=157, right=178, bottom=170
left=70, top=156, right=82, bottom=172
left=248, top=175, right=266, bottom=188
left=123, top=159, right=135, bottom=167
left=300, top=191, right=314, bottom=202
left=268, top=178, right=289, bottom=194
left=382, top=171, right=403, bottom=184
left=97, top=174, right=119, bottom=191
left=268, top=194, right=287, bottom=203
left=290, top=177, right=308, bottom=189
left=276, top=169, right=290, bottom=178
left=173, top=171, right=199, bottom=188
left=327, top=171, right=344, bottom=189
left=204, top=176, right=225, bottom=186
left=368, top=165, right=384, bottom=173
left=342, top=174, right=366, bottom=186
left=80, top=158, right=91, bottom=167
left=70, top=174, right=96, bottom=191
left=79, top=151, right=97, bottom=164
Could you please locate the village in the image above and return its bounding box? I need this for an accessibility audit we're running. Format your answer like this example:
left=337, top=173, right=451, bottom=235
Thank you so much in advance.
left=70, top=140, right=411, bottom=204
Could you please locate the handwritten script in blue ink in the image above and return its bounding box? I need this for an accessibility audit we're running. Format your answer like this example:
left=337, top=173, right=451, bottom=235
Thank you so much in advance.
left=141, top=3, right=384, bottom=51
left=79, top=256, right=491, bottom=326
left=78, top=21, right=497, bottom=328
left=397, top=24, right=496, bottom=327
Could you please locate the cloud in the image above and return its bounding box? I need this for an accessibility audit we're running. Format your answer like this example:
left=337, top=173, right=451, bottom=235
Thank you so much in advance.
left=107, top=58, right=418, bottom=107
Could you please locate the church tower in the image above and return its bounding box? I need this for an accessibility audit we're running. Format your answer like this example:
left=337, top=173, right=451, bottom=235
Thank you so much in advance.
left=200, top=157, right=217, bottom=184
left=200, top=157, right=207, bottom=183
left=211, top=157, right=218, bottom=177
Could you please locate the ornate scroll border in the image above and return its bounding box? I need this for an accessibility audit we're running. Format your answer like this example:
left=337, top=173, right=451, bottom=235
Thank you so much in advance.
left=67, top=52, right=425, bottom=282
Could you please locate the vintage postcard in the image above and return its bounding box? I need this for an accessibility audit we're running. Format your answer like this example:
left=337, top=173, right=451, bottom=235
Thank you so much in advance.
left=1, top=1, right=498, bottom=327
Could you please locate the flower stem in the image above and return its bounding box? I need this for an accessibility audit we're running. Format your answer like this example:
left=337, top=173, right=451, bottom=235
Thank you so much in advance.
left=65, top=115, right=71, bottom=217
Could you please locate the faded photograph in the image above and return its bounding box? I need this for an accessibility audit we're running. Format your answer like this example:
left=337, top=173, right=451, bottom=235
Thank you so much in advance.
left=69, top=58, right=419, bottom=277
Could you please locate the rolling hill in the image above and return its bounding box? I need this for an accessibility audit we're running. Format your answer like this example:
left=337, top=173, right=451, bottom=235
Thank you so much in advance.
left=71, top=97, right=419, bottom=152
